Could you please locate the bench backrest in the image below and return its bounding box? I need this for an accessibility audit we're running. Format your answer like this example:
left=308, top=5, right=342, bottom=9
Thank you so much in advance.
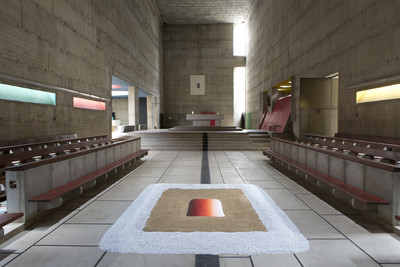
left=0, top=135, right=108, bottom=154
left=303, top=134, right=400, bottom=163
left=0, top=136, right=111, bottom=169
left=335, top=133, right=400, bottom=146
left=0, top=134, right=78, bottom=147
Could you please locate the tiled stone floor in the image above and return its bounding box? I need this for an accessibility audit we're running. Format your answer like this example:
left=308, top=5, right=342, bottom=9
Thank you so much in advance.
left=1, top=150, right=400, bottom=266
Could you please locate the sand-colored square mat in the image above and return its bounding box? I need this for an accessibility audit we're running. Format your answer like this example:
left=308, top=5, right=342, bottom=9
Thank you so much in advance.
left=100, top=184, right=309, bottom=255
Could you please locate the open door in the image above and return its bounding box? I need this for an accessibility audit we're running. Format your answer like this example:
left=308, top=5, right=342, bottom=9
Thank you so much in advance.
left=300, top=77, right=338, bottom=137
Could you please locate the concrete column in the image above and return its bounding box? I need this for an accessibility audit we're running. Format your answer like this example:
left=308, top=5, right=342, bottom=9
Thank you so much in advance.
left=128, top=86, right=139, bottom=127
left=154, top=97, right=159, bottom=129
left=147, top=95, right=154, bottom=129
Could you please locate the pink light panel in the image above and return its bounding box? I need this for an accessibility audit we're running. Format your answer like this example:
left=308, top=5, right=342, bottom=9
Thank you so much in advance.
left=73, top=97, right=105, bottom=111
left=112, top=84, right=121, bottom=89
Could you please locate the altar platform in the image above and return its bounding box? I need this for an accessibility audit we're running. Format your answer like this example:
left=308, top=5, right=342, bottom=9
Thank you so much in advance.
left=168, top=126, right=242, bottom=132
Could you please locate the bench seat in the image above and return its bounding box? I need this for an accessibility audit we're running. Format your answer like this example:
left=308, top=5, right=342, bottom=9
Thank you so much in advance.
left=29, top=149, right=148, bottom=203
left=0, top=213, right=24, bottom=227
left=263, top=148, right=389, bottom=205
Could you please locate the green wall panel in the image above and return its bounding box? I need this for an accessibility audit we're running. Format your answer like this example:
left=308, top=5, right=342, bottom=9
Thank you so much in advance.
left=0, top=83, right=56, bottom=105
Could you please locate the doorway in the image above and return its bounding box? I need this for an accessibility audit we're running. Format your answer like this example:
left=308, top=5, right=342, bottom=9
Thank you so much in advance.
left=300, top=74, right=338, bottom=137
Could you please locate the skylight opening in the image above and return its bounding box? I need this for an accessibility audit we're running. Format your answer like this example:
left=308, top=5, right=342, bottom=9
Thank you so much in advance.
left=233, top=23, right=246, bottom=57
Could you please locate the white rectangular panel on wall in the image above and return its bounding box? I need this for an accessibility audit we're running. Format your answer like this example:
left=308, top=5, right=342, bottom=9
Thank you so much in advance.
left=190, top=75, right=205, bottom=95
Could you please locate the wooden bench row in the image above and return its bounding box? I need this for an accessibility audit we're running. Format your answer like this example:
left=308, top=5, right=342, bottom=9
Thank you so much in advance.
left=28, top=149, right=148, bottom=203
left=305, top=133, right=400, bottom=153
left=0, top=135, right=109, bottom=168
left=263, top=148, right=389, bottom=205
left=0, top=134, right=78, bottom=148
left=0, top=135, right=111, bottom=203
left=335, top=133, right=400, bottom=146
left=0, top=213, right=24, bottom=236
left=0, top=134, right=92, bottom=154
left=302, top=139, right=400, bottom=165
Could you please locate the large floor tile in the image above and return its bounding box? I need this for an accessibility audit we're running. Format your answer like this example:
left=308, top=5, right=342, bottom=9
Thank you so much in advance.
left=247, top=180, right=285, bottom=189
left=0, top=230, right=48, bottom=254
left=324, top=215, right=400, bottom=263
left=37, top=224, right=110, bottom=246
left=164, top=166, right=202, bottom=176
left=231, top=162, right=260, bottom=169
left=223, top=176, right=245, bottom=184
left=158, top=175, right=201, bottom=184
left=97, top=253, right=196, bottom=267
left=237, top=168, right=275, bottom=181
left=154, top=151, right=180, bottom=160
left=0, top=254, right=18, bottom=266
left=143, top=160, right=173, bottom=168
left=211, top=175, right=224, bottom=184
left=59, top=196, right=97, bottom=211
left=130, top=167, right=167, bottom=178
left=264, top=189, right=310, bottom=210
left=252, top=254, right=301, bottom=267
left=296, top=240, right=380, bottom=267
left=98, top=178, right=158, bottom=201
left=278, top=179, right=311, bottom=195
left=285, top=210, right=344, bottom=239
left=217, top=161, right=234, bottom=168
left=297, top=194, right=342, bottom=215
left=259, top=162, right=284, bottom=175
left=6, top=246, right=103, bottom=267
left=170, top=161, right=202, bottom=167
left=220, top=257, right=252, bottom=267
left=219, top=167, right=240, bottom=176
left=67, top=201, right=131, bottom=224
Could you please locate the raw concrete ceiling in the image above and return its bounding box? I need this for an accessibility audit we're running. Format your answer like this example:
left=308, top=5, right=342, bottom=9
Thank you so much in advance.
left=154, top=0, right=252, bottom=24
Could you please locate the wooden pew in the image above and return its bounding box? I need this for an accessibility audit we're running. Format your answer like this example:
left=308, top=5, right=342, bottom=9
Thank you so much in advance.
left=303, top=134, right=400, bottom=164
left=29, top=150, right=148, bottom=203
left=6, top=136, right=146, bottom=222
left=0, top=134, right=78, bottom=147
left=0, top=213, right=23, bottom=236
left=0, top=135, right=109, bottom=203
left=335, top=133, right=400, bottom=146
left=263, top=149, right=389, bottom=205
left=264, top=136, right=400, bottom=226
left=305, top=133, right=400, bottom=152
left=0, top=135, right=108, bottom=155
left=0, top=136, right=110, bottom=168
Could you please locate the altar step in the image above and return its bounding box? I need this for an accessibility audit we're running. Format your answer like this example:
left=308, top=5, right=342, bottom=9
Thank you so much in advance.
left=129, top=130, right=269, bottom=151
left=168, top=126, right=242, bottom=132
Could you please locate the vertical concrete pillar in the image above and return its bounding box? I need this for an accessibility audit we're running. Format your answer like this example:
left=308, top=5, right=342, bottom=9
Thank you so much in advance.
left=154, top=97, right=159, bottom=129
left=128, top=86, right=139, bottom=127
left=147, top=95, right=154, bottom=129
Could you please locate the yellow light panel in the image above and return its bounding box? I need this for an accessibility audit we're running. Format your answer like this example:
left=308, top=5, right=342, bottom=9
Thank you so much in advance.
left=356, top=84, right=400, bottom=104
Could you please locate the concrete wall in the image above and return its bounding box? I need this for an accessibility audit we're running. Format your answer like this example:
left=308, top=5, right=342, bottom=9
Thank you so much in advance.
left=247, top=0, right=400, bottom=138
left=0, top=0, right=162, bottom=140
left=112, top=99, right=129, bottom=126
left=163, top=24, right=245, bottom=128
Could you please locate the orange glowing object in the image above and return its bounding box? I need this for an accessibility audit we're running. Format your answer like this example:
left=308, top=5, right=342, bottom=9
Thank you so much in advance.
left=187, top=199, right=225, bottom=217
left=112, top=84, right=121, bottom=89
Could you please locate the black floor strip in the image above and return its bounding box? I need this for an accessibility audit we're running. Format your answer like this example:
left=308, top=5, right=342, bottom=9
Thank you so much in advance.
left=202, top=132, right=208, bottom=151
left=196, top=132, right=220, bottom=266
left=195, top=254, right=220, bottom=267
left=200, top=150, right=210, bottom=184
